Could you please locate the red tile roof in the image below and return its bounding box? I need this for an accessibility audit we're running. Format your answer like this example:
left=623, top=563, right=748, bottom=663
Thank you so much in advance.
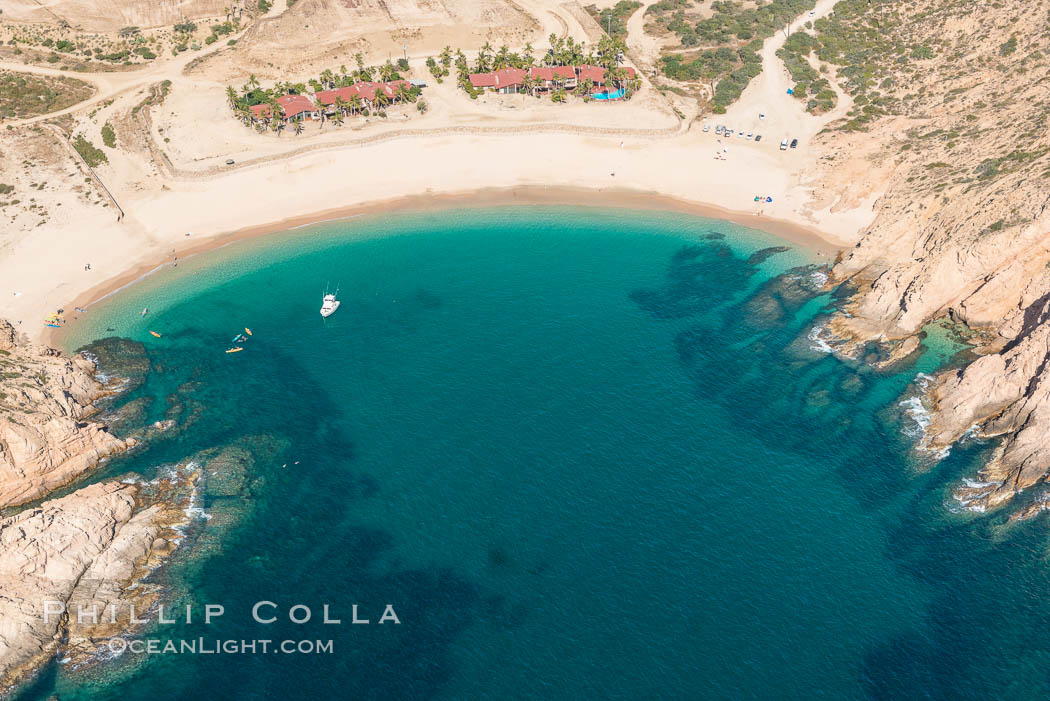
left=468, top=72, right=498, bottom=88
left=469, top=67, right=527, bottom=89
left=576, top=64, right=637, bottom=85
left=530, top=65, right=575, bottom=82
left=276, top=94, right=317, bottom=118
left=249, top=104, right=273, bottom=119
left=314, top=81, right=412, bottom=107
left=314, top=85, right=361, bottom=105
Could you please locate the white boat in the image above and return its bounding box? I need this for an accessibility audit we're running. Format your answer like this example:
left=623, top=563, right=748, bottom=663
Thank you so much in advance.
left=320, top=292, right=340, bottom=318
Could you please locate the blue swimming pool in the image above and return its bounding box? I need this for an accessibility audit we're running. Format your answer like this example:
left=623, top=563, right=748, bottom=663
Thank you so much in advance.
left=592, top=88, right=625, bottom=100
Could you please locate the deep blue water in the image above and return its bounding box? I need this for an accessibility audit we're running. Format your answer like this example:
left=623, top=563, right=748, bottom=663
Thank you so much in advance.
left=19, top=207, right=1050, bottom=700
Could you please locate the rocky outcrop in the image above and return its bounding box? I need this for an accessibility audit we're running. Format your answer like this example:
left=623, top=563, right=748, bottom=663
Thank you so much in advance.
left=804, top=0, right=1050, bottom=512
left=0, top=478, right=193, bottom=692
left=0, top=320, right=127, bottom=508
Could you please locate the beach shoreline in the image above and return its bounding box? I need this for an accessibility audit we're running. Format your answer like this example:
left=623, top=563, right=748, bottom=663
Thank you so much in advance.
left=47, top=185, right=846, bottom=349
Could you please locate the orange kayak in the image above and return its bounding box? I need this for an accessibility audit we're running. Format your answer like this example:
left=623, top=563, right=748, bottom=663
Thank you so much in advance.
left=225, top=347, right=243, bottom=354
left=149, top=331, right=162, bottom=338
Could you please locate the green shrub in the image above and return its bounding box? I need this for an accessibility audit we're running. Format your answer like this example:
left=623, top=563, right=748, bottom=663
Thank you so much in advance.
left=72, top=135, right=107, bottom=168
left=101, top=122, right=116, bottom=148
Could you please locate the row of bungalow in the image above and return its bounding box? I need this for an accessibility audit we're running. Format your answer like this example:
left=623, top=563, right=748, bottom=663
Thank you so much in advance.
left=248, top=80, right=415, bottom=124
left=468, top=64, right=637, bottom=95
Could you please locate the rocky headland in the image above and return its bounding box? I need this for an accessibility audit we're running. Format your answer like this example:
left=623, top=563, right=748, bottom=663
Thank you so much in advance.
left=809, top=0, right=1050, bottom=514
left=0, top=320, right=201, bottom=694
left=0, top=320, right=128, bottom=508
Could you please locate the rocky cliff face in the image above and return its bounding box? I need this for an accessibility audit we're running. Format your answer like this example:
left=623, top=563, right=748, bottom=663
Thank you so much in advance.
left=0, top=320, right=128, bottom=508
left=802, top=0, right=1050, bottom=513
left=0, top=477, right=195, bottom=692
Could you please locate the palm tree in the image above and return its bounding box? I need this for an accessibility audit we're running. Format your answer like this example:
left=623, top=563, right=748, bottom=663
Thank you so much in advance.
left=477, top=41, right=493, bottom=72
left=494, top=45, right=510, bottom=70
left=348, top=94, right=363, bottom=116
left=225, top=85, right=238, bottom=109
left=295, top=121, right=304, bottom=135
left=439, top=45, right=452, bottom=67
left=523, top=42, right=534, bottom=66
left=269, top=114, right=283, bottom=135
left=521, top=73, right=536, bottom=96
left=320, top=68, right=334, bottom=89
left=334, top=95, right=348, bottom=117
left=355, top=53, right=365, bottom=72
left=333, top=111, right=345, bottom=126
left=380, top=60, right=397, bottom=82
left=395, top=83, right=414, bottom=104
left=248, top=73, right=260, bottom=89
left=373, top=90, right=391, bottom=113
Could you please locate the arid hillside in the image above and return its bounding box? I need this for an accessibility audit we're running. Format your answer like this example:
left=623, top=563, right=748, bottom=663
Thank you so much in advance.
left=809, top=0, right=1050, bottom=513
left=201, top=0, right=541, bottom=80
left=2, top=0, right=234, bottom=32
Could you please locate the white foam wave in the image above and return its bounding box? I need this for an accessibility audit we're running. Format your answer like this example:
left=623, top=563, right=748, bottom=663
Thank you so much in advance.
left=808, top=325, right=836, bottom=354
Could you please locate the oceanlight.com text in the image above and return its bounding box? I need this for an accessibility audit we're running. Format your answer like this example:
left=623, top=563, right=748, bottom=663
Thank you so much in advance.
left=107, top=638, right=335, bottom=655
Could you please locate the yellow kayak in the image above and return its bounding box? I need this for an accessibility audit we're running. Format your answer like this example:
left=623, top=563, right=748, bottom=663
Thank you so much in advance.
left=149, top=331, right=162, bottom=338
left=244, top=328, right=253, bottom=336
left=225, top=347, right=243, bottom=354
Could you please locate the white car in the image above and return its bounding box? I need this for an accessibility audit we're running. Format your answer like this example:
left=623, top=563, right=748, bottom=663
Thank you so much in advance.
left=738, top=131, right=745, bottom=138
left=746, top=132, right=753, bottom=140
left=703, top=124, right=710, bottom=132
left=780, top=138, right=789, bottom=150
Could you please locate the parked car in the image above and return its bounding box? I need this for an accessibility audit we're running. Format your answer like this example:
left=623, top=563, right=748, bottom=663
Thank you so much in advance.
left=225, top=159, right=235, bottom=165
left=746, top=132, right=753, bottom=140
left=790, top=138, right=799, bottom=149
left=725, top=128, right=733, bottom=136
left=738, top=131, right=745, bottom=138
left=780, top=138, right=789, bottom=150
left=703, top=124, right=710, bottom=132
left=715, top=125, right=724, bottom=134
left=754, top=134, right=762, bottom=142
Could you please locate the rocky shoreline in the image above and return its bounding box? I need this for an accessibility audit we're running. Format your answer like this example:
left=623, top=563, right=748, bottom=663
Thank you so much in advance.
left=0, top=320, right=199, bottom=694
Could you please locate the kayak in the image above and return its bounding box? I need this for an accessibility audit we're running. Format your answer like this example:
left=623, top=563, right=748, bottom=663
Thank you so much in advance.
left=149, top=331, right=162, bottom=338
left=231, top=334, right=244, bottom=343
left=244, top=328, right=253, bottom=336
left=225, top=347, right=243, bottom=354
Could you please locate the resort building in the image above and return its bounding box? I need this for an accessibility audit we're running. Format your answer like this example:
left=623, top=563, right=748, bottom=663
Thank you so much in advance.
left=468, top=67, right=528, bottom=94
left=529, top=66, right=576, bottom=92
left=251, top=80, right=418, bottom=125
left=277, top=94, right=320, bottom=122
left=468, top=65, right=638, bottom=95
left=575, top=64, right=637, bottom=88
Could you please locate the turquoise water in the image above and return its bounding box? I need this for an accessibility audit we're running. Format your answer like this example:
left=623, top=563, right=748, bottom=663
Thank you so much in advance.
left=18, top=207, right=1050, bottom=699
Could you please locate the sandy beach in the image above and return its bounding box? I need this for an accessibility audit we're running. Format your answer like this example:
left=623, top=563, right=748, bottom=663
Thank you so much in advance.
left=7, top=125, right=874, bottom=350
